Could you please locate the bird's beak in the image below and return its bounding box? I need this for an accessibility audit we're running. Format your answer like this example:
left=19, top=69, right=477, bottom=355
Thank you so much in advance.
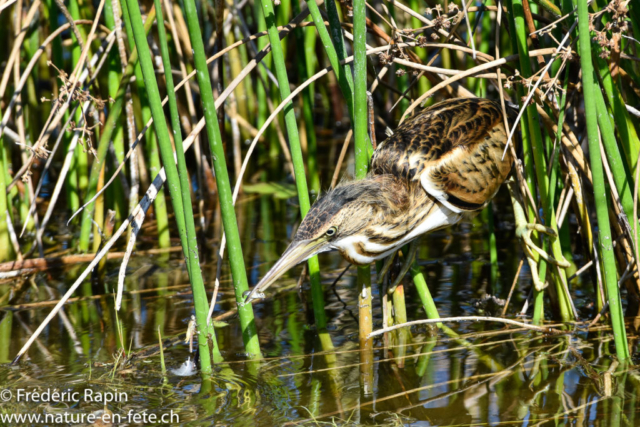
left=244, top=239, right=327, bottom=303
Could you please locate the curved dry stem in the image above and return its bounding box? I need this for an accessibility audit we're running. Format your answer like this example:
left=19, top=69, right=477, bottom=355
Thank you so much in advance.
left=399, top=47, right=560, bottom=124
left=368, top=316, right=566, bottom=338
left=0, top=20, right=95, bottom=143
left=0, top=0, right=42, bottom=98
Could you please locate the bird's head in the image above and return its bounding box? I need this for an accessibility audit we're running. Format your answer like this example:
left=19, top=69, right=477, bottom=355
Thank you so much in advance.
left=244, top=175, right=408, bottom=302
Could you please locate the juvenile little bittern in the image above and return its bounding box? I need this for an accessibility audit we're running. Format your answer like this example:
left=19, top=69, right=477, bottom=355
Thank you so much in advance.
left=244, top=98, right=566, bottom=302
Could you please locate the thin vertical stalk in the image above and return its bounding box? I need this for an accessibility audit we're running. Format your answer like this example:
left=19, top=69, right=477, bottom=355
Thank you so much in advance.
left=303, top=8, right=318, bottom=100
left=69, top=0, right=89, bottom=195
left=154, top=0, right=224, bottom=364
left=91, top=164, right=106, bottom=255
left=595, top=87, right=636, bottom=243
left=576, top=0, right=629, bottom=360
left=509, top=0, right=572, bottom=321
left=292, top=0, right=319, bottom=194
left=181, top=0, right=262, bottom=357
left=104, top=0, right=127, bottom=221
left=257, top=0, right=331, bottom=336
left=594, top=42, right=640, bottom=176
left=48, top=0, right=80, bottom=216
left=77, top=10, right=156, bottom=252
left=120, top=0, right=171, bottom=251
left=304, top=0, right=358, bottom=134
left=410, top=262, right=441, bottom=323
left=485, top=204, right=498, bottom=286
left=122, top=0, right=220, bottom=371
left=0, top=132, right=14, bottom=262
left=505, top=0, right=544, bottom=323
left=353, top=0, right=372, bottom=346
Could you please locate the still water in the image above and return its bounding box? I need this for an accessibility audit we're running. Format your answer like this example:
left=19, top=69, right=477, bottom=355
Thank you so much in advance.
left=0, top=184, right=638, bottom=426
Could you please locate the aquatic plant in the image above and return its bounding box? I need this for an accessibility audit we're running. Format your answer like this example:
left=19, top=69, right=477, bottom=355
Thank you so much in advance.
left=0, top=0, right=637, bottom=373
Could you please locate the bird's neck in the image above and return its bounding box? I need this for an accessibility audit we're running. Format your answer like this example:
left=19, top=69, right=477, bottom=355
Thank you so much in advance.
left=334, top=177, right=460, bottom=265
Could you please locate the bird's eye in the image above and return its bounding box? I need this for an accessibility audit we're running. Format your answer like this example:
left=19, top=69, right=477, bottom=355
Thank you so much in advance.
left=325, top=226, right=337, bottom=237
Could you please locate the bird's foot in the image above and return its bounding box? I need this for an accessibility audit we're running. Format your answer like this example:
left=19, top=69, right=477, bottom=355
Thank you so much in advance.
left=515, top=221, right=572, bottom=292
left=515, top=222, right=571, bottom=269
left=508, top=177, right=570, bottom=292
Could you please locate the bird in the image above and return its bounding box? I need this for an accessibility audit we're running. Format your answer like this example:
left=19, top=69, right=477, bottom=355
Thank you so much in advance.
left=244, top=98, right=522, bottom=302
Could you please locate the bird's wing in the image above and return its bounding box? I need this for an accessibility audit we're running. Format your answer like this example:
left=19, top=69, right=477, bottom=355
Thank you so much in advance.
left=370, top=98, right=513, bottom=213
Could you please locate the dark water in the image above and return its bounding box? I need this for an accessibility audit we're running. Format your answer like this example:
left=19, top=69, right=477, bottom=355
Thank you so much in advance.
left=0, top=185, right=639, bottom=426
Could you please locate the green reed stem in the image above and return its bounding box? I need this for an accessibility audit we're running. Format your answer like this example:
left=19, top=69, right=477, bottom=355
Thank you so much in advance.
left=352, top=0, right=373, bottom=343
left=304, top=0, right=356, bottom=118
left=304, top=10, right=318, bottom=99
left=0, top=132, right=14, bottom=262
left=252, top=0, right=274, bottom=161
left=104, top=0, right=127, bottom=221
left=410, top=263, right=441, bottom=322
left=181, top=0, right=262, bottom=358
left=505, top=0, right=544, bottom=322
left=509, top=0, right=572, bottom=321
left=486, top=204, right=498, bottom=285
left=258, top=0, right=330, bottom=335
left=530, top=0, right=561, bottom=16
left=576, top=0, right=629, bottom=360
left=292, top=0, right=319, bottom=194
left=593, top=17, right=640, bottom=177
left=77, top=10, right=155, bottom=252
left=123, top=0, right=222, bottom=371
left=120, top=0, right=171, bottom=251
left=155, top=0, right=225, bottom=365
left=595, top=86, right=637, bottom=242
left=69, top=0, right=89, bottom=195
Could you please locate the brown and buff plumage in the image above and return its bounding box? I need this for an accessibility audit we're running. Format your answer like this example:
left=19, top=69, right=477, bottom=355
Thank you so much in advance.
left=245, top=98, right=515, bottom=301
left=371, top=97, right=513, bottom=212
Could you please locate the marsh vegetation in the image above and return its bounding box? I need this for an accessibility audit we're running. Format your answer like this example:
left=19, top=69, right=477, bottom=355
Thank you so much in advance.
left=0, top=0, right=639, bottom=424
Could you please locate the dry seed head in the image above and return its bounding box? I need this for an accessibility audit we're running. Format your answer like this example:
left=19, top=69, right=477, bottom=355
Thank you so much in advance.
left=378, top=52, right=393, bottom=65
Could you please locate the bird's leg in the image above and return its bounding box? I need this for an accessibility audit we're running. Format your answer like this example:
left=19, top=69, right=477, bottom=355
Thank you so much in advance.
left=387, top=239, right=419, bottom=294
left=377, top=253, right=397, bottom=286
left=507, top=178, right=570, bottom=291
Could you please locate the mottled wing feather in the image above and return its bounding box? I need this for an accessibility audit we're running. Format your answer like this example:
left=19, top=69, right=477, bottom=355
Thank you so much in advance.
left=371, top=98, right=513, bottom=212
